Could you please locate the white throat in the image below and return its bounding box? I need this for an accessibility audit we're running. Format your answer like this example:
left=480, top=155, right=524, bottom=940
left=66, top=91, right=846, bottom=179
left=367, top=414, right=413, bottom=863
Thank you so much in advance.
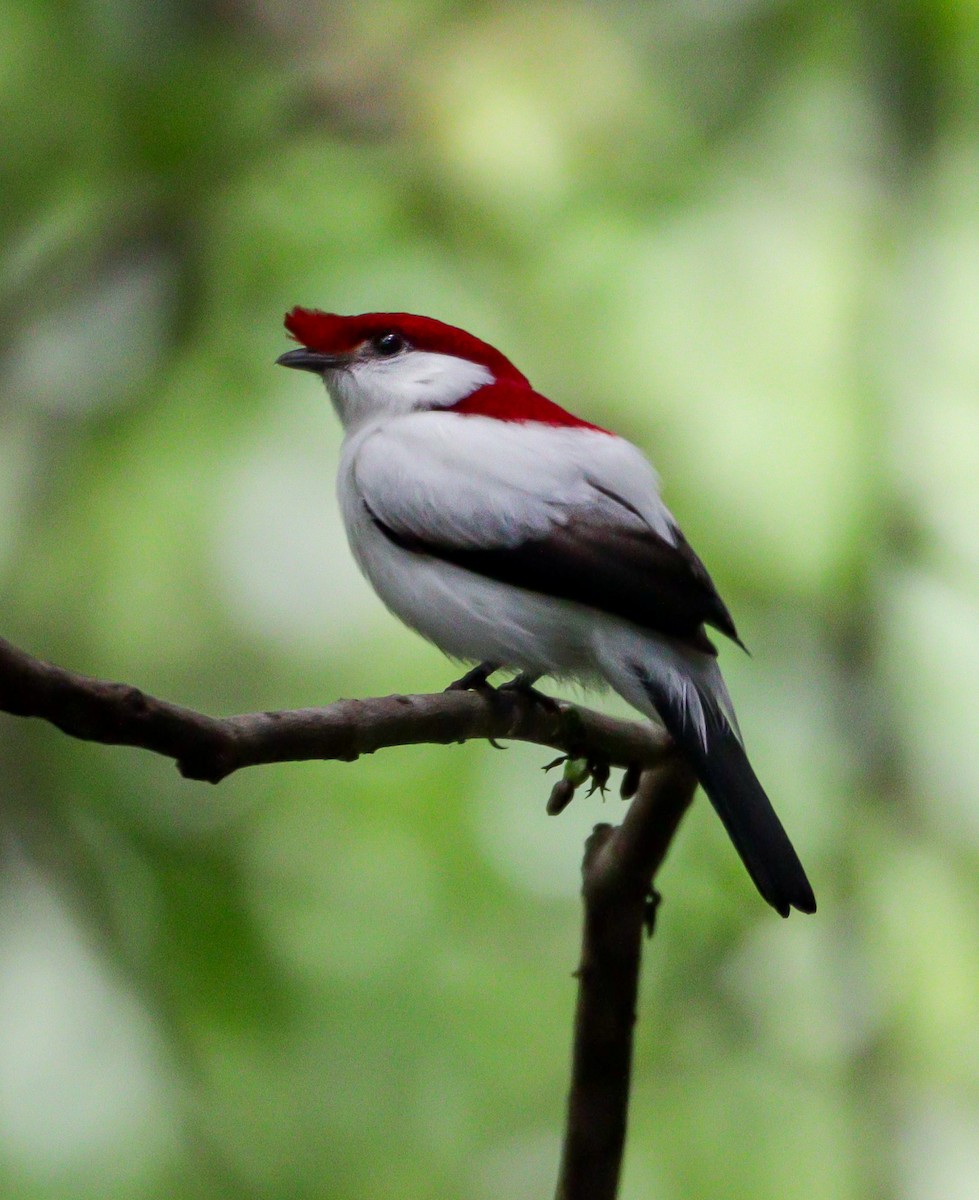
left=323, top=351, right=493, bottom=430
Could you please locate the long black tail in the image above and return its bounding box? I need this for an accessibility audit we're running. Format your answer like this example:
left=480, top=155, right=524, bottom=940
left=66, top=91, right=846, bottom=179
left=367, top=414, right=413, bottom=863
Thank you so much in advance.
left=642, top=676, right=816, bottom=917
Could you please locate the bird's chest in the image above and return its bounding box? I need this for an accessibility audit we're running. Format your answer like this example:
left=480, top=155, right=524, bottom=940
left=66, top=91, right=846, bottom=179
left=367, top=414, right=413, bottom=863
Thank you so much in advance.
left=335, top=435, right=433, bottom=626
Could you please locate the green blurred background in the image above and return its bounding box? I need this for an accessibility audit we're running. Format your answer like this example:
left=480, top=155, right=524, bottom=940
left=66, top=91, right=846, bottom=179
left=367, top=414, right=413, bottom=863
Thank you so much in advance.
left=1, top=2, right=978, bottom=1197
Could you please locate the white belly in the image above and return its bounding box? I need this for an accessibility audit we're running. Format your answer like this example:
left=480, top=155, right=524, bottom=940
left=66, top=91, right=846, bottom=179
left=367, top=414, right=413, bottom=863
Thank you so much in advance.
left=350, top=504, right=597, bottom=675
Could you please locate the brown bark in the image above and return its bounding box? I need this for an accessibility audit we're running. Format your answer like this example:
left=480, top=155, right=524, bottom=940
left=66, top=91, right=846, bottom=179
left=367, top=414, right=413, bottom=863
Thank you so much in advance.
left=556, top=760, right=697, bottom=1200
left=0, top=634, right=703, bottom=1200
left=0, top=635, right=669, bottom=782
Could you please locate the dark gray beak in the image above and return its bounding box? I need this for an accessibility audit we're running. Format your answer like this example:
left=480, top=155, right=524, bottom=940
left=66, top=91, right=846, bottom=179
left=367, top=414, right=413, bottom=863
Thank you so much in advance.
left=276, top=348, right=348, bottom=373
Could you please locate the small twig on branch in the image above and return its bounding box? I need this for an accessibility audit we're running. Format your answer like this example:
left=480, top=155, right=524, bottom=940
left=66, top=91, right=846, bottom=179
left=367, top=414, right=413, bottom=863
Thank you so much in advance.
left=0, top=636, right=670, bottom=783
left=556, top=758, right=698, bottom=1200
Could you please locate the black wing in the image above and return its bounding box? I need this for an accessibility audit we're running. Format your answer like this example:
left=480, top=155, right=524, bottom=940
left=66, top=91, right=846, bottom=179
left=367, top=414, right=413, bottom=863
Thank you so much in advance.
left=369, top=484, right=742, bottom=656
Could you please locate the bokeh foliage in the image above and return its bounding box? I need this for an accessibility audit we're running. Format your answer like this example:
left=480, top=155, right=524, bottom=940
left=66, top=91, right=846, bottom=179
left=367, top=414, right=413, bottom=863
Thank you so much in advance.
left=1, top=2, right=978, bottom=1197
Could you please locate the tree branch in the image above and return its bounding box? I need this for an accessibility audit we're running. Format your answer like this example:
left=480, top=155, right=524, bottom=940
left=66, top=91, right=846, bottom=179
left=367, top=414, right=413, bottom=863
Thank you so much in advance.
left=556, top=758, right=698, bottom=1200
left=1, top=632, right=699, bottom=1200
left=0, top=636, right=670, bottom=783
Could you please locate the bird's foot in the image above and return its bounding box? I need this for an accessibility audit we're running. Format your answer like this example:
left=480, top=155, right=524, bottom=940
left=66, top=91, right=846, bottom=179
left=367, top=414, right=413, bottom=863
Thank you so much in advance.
left=497, top=672, right=560, bottom=713
left=445, top=662, right=499, bottom=693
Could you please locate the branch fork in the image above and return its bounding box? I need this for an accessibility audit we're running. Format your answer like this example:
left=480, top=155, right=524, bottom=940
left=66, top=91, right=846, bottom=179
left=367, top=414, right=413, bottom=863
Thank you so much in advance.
left=0, top=633, right=698, bottom=1200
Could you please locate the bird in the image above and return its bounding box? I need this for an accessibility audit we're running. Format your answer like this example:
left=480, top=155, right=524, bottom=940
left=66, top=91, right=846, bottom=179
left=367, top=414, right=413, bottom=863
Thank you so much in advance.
left=276, top=308, right=816, bottom=917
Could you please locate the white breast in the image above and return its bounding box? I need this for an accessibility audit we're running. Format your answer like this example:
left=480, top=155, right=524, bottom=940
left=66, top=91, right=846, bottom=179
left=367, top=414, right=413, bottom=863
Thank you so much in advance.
left=334, top=422, right=598, bottom=675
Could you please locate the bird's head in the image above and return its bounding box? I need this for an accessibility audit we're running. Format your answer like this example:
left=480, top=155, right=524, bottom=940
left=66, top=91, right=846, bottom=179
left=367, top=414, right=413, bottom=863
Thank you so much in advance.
left=277, top=308, right=529, bottom=429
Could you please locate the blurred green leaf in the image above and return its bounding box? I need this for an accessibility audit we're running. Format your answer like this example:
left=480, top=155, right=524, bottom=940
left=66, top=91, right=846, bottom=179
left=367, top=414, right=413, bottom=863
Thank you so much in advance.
left=2, top=2, right=978, bottom=1197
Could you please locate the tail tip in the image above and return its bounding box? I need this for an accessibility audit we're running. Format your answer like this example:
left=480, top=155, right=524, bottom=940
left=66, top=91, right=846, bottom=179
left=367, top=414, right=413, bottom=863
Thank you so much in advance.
left=773, top=882, right=817, bottom=918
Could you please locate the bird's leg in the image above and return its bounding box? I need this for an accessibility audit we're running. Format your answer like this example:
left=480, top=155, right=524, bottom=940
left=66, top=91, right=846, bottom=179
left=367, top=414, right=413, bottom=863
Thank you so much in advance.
left=497, top=671, right=560, bottom=713
left=445, top=661, right=500, bottom=692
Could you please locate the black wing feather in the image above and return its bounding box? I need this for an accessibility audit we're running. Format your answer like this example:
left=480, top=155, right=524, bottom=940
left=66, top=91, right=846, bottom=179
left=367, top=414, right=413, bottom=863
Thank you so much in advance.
left=369, top=484, right=742, bottom=654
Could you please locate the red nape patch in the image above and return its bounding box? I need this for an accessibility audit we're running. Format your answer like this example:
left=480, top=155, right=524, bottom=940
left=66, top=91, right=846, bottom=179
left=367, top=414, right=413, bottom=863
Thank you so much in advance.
left=283, top=307, right=530, bottom=385
left=447, top=381, right=610, bottom=432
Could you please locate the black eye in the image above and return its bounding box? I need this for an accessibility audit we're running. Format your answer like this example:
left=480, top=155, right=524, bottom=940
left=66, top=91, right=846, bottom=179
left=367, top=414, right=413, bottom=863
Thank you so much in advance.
left=373, top=331, right=405, bottom=356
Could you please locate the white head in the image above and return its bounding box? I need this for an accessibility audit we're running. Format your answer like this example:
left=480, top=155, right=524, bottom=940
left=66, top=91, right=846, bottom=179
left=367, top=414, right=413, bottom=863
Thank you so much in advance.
left=276, top=309, right=530, bottom=431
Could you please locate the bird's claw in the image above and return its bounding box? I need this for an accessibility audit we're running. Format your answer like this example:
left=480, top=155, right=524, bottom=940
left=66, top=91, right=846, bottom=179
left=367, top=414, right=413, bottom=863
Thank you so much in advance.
left=498, top=674, right=561, bottom=713
left=446, top=662, right=499, bottom=693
